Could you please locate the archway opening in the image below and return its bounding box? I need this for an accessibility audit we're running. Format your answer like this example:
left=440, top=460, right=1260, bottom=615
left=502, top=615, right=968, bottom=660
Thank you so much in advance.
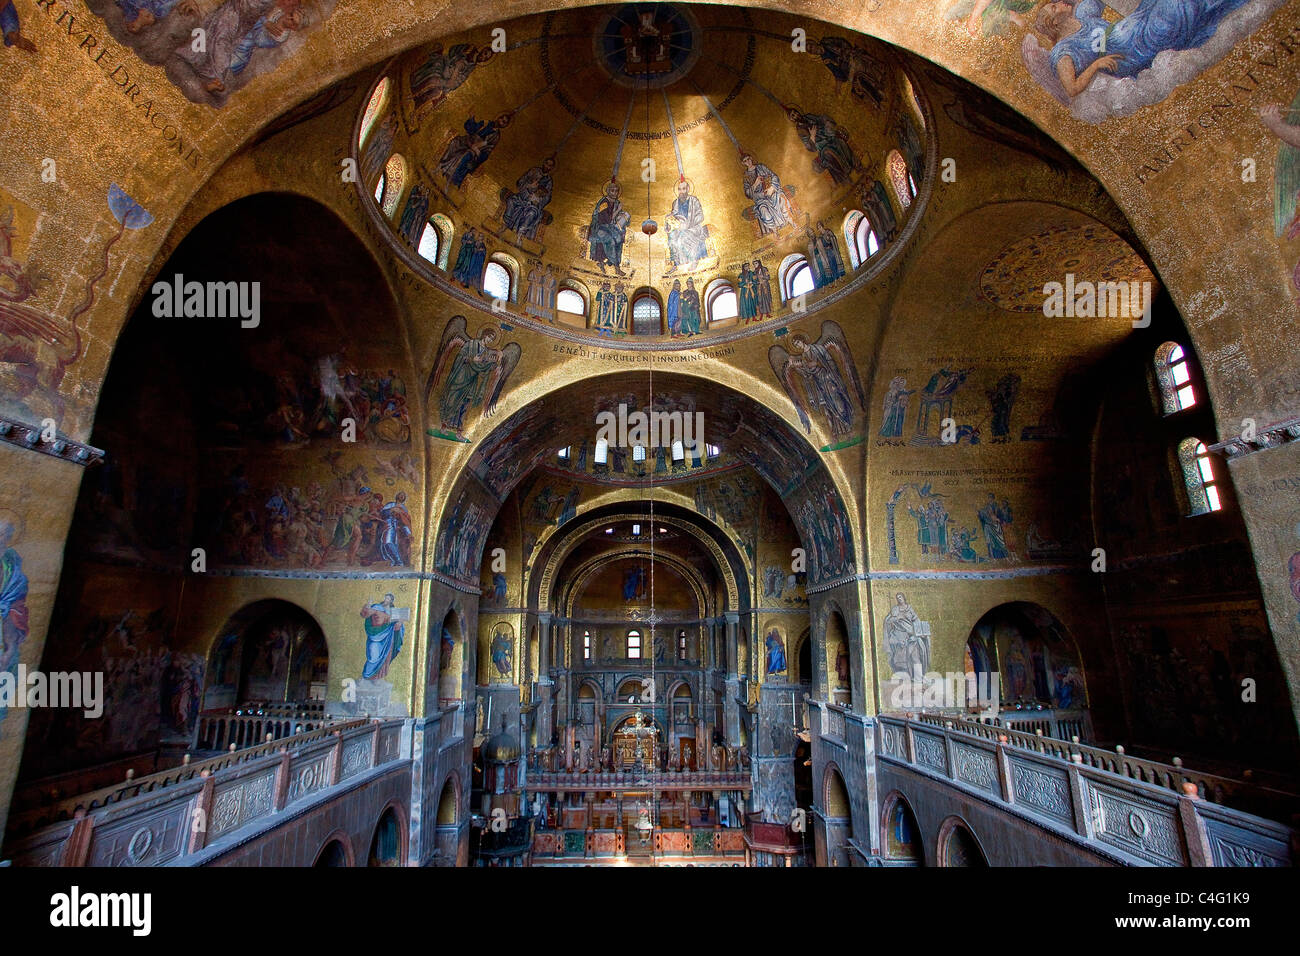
left=367, top=807, right=404, bottom=867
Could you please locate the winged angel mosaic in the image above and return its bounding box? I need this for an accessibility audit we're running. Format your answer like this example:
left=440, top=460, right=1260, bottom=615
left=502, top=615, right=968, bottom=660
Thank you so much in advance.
left=768, top=320, right=866, bottom=440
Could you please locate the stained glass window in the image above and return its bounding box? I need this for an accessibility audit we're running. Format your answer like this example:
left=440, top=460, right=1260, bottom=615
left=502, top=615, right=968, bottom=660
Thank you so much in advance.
left=1155, top=342, right=1197, bottom=414
left=1177, top=438, right=1222, bottom=515
left=359, top=77, right=391, bottom=149
left=381, top=154, right=406, bottom=217
left=887, top=150, right=913, bottom=209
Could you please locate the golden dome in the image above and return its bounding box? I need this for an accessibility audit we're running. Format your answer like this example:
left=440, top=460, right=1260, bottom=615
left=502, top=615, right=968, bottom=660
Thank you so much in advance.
left=355, top=3, right=930, bottom=345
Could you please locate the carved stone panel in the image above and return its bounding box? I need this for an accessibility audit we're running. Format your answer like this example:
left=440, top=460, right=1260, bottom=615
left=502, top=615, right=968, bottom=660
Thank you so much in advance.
left=286, top=754, right=332, bottom=805
left=880, top=723, right=906, bottom=760
left=1085, top=781, right=1185, bottom=865
left=341, top=737, right=375, bottom=778
left=1010, top=760, right=1073, bottom=825
left=1204, top=818, right=1290, bottom=867
left=912, top=731, right=948, bottom=774
left=952, top=743, right=998, bottom=794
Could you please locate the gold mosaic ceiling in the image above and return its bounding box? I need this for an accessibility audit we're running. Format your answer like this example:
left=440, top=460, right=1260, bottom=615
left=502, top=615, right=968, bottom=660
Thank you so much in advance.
left=356, top=2, right=927, bottom=337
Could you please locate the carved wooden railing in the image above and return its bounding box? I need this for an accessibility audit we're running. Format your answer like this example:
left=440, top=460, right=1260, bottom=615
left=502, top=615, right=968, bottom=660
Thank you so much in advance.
left=194, top=711, right=339, bottom=752
left=879, top=714, right=1297, bottom=866
left=911, top=712, right=1298, bottom=820
left=4, top=719, right=407, bottom=867
left=6, top=718, right=368, bottom=839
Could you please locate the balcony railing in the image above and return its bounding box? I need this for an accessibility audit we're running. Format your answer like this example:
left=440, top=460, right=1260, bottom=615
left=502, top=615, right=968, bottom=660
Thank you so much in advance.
left=3, top=719, right=407, bottom=866
left=911, top=712, right=1297, bottom=820
left=879, top=714, right=1297, bottom=866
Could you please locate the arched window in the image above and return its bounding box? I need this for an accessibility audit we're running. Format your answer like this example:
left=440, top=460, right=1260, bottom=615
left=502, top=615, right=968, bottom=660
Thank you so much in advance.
left=632, top=292, right=662, bottom=335
left=557, top=446, right=570, bottom=461
left=1155, top=342, right=1197, bottom=414
left=380, top=154, right=406, bottom=218
left=887, top=150, right=914, bottom=209
left=359, top=77, right=391, bottom=149
left=373, top=173, right=386, bottom=205
left=483, top=260, right=512, bottom=302
left=416, top=214, right=453, bottom=270
left=780, top=255, right=815, bottom=301
left=902, top=73, right=925, bottom=130
left=843, top=210, right=880, bottom=269
left=671, top=440, right=684, bottom=462
left=706, top=279, right=738, bottom=325
left=1177, top=439, right=1223, bottom=515
left=632, top=444, right=646, bottom=462
left=483, top=253, right=520, bottom=303
left=557, top=287, right=586, bottom=317
left=583, top=630, right=592, bottom=661
left=677, top=630, right=688, bottom=660
left=594, top=439, right=609, bottom=465
left=626, top=630, right=642, bottom=659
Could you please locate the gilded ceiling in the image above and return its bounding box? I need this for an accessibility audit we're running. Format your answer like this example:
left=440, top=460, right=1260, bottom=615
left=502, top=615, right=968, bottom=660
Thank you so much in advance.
left=355, top=3, right=930, bottom=344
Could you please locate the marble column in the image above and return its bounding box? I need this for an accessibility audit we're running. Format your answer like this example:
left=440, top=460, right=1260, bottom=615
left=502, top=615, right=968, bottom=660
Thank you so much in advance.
left=538, top=612, right=554, bottom=748
left=723, top=611, right=741, bottom=747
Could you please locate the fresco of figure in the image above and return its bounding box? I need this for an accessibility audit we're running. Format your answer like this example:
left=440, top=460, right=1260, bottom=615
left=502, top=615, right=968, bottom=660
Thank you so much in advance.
left=360, top=111, right=398, bottom=186
left=679, top=277, right=702, bottom=335
left=594, top=281, right=616, bottom=337
left=752, top=260, right=773, bottom=318
left=1260, top=94, right=1300, bottom=300
left=664, top=177, right=709, bottom=274
left=666, top=279, right=681, bottom=335
left=115, top=0, right=195, bottom=34
left=397, top=184, right=430, bottom=247
left=738, top=262, right=757, bottom=323
left=588, top=179, right=631, bottom=276
left=502, top=157, right=556, bottom=242
left=427, top=316, right=521, bottom=437
left=360, top=593, right=405, bottom=680
left=450, top=229, right=487, bottom=288
left=0, top=515, right=29, bottom=729
left=491, top=627, right=513, bottom=677
left=862, top=179, right=899, bottom=244
left=769, top=321, right=866, bottom=437
left=740, top=153, right=795, bottom=236
left=787, top=108, right=858, bottom=185
left=764, top=629, right=787, bottom=675
left=945, top=0, right=1036, bottom=37
left=171, top=0, right=307, bottom=97
left=377, top=491, right=412, bottom=567
left=895, top=114, right=925, bottom=187
left=1023, top=0, right=1253, bottom=108
left=977, top=493, right=1015, bottom=559
left=810, top=35, right=886, bottom=107
left=880, top=376, right=915, bottom=438
left=2, top=0, right=37, bottom=51
left=410, top=43, right=494, bottom=116
left=884, top=592, right=928, bottom=680
left=439, top=113, right=511, bottom=189
left=816, top=220, right=846, bottom=285
left=987, top=373, right=1021, bottom=443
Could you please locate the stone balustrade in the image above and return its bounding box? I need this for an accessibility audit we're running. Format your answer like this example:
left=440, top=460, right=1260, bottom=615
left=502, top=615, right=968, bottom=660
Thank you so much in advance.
left=3, top=719, right=407, bottom=866
left=911, top=711, right=1297, bottom=821
left=879, top=714, right=1296, bottom=866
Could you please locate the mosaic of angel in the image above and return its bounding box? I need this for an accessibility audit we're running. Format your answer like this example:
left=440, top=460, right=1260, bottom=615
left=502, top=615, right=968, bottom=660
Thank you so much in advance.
left=427, top=316, right=521, bottom=438
left=768, top=320, right=866, bottom=437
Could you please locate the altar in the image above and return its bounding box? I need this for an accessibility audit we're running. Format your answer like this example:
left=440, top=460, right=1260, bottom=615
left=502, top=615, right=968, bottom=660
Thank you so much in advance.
left=612, top=711, right=658, bottom=767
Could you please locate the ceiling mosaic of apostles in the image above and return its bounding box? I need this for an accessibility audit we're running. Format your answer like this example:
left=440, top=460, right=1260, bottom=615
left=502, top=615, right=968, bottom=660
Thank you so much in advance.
left=353, top=3, right=932, bottom=346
